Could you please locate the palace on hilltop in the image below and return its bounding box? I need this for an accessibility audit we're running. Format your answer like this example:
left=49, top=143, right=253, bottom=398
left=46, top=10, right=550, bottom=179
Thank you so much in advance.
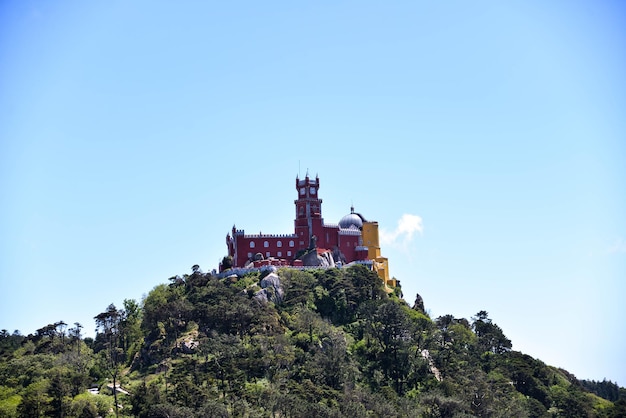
left=221, top=173, right=394, bottom=287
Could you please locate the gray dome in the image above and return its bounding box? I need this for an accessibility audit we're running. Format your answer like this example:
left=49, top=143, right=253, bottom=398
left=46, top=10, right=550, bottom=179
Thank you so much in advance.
left=339, top=206, right=367, bottom=229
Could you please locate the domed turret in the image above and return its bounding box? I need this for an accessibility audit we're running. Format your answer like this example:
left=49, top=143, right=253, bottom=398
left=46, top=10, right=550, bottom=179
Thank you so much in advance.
left=339, top=206, right=367, bottom=230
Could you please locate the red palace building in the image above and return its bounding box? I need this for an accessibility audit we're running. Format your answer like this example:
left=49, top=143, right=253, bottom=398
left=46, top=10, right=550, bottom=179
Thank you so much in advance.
left=223, top=173, right=371, bottom=270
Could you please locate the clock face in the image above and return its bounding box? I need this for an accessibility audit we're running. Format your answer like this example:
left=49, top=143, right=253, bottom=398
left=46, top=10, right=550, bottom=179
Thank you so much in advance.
left=310, top=187, right=316, bottom=195
left=300, top=187, right=305, bottom=195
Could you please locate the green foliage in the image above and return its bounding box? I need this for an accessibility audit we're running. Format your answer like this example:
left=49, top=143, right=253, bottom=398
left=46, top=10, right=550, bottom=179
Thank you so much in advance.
left=70, top=392, right=113, bottom=418
left=0, top=386, right=21, bottom=418
left=220, top=255, right=233, bottom=270
left=580, top=378, right=622, bottom=401
left=472, top=311, right=512, bottom=355
left=0, top=266, right=622, bottom=416
left=280, top=268, right=317, bottom=310
left=0, top=330, right=25, bottom=360
left=17, top=379, right=51, bottom=417
left=313, top=265, right=386, bottom=325
left=130, top=380, right=162, bottom=417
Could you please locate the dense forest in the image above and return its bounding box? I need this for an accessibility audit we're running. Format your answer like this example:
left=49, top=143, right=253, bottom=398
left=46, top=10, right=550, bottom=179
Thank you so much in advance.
left=1, top=264, right=624, bottom=417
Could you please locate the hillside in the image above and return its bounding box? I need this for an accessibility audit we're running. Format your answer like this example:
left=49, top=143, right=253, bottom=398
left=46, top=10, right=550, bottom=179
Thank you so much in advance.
left=1, top=265, right=624, bottom=417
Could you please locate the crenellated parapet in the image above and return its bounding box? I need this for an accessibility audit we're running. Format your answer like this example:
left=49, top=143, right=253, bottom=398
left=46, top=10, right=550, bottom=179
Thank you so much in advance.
left=338, top=228, right=361, bottom=236
left=231, top=225, right=245, bottom=236
left=296, top=171, right=319, bottom=187
left=242, top=233, right=298, bottom=239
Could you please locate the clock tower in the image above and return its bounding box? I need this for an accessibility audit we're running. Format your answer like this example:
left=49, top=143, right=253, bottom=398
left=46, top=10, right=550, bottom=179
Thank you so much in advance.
left=294, top=173, right=323, bottom=249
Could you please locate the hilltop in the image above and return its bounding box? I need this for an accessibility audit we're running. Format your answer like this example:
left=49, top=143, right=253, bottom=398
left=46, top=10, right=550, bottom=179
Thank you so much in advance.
left=1, top=265, right=624, bottom=417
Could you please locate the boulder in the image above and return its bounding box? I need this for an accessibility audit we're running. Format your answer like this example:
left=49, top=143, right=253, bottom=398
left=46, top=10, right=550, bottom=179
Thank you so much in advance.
left=300, top=249, right=335, bottom=267
left=259, top=272, right=284, bottom=304
left=413, top=293, right=425, bottom=314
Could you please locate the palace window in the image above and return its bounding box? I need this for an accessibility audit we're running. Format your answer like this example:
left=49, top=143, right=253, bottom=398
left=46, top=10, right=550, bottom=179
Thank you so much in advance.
left=250, top=241, right=255, bottom=248
left=277, top=241, right=282, bottom=247
left=266, top=252, right=270, bottom=258
left=248, top=252, right=253, bottom=259
left=264, top=241, right=269, bottom=248
left=277, top=251, right=282, bottom=257
left=287, top=251, right=292, bottom=257
left=289, top=240, right=294, bottom=247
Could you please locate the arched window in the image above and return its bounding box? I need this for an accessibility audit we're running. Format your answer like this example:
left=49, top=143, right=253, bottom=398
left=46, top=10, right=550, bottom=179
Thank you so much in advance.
left=289, top=240, right=295, bottom=247
left=277, top=241, right=282, bottom=247
left=250, top=241, right=255, bottom=248
left=287, top=251, right=292, bottom=257
left=266, top=252, right=270, bottom=258
left=264, top=241, right=269, bottom=248
left=277, top=251, right=282, bottom=257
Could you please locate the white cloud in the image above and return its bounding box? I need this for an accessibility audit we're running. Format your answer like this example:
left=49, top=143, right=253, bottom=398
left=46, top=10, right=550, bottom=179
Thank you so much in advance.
left=608, top=238, right=626, bottom=254
left=380, top=214, right=424, bottom=247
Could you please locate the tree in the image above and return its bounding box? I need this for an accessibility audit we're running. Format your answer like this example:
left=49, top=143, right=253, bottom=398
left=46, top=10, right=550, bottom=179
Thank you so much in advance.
left=68, top=323, right=82, bottom=356
left=17, top=380, right=51, bottom=418
left=142, top=284, right=190, bottom=345
left=344, top=264, right=386, bottom=308
left=120, top=299, right=143, bottom=362
left=472, top=311, right=511, bottom=355
left=362, top=300, right=416, bottom=394
left=313, top=266, right=385, bottom=325
left=48, top=370, right=71, bottom=418
left=280, top=269, right=317, bottom=310
left=220, top=256, right=233, bottom=270
left=94, top=304, right=123, bottom=417
left=70, top=393, right=113, bottom=418
left=310, top=328, right=350, bottom=390
left=131, top=380, right=162, bottom=418
left=0, top=330, right=24, bottom=359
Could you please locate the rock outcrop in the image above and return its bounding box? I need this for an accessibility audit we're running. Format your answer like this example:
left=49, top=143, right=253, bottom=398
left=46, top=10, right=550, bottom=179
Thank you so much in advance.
left=413, top=293, right=425, bottom=314
left=253, top=272, right=284, bottom=304
left=300, top=249, right=335, bottom=267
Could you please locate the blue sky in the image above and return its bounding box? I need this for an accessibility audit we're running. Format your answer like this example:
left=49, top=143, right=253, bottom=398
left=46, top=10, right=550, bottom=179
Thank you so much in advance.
left=1, top=1, right=624, bottom=384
